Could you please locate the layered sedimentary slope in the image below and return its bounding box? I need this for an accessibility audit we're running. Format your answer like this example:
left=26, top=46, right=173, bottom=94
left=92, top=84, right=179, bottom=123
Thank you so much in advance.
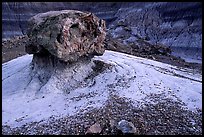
left=108, top=2, right=202, bottom=62
left=110, top=2, right=202, bottom=48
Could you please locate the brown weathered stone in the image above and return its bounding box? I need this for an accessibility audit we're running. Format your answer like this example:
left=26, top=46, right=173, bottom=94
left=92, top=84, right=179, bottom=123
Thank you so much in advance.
left=25, top=10, right=106, bottom=62
left=85, top=122, right=102, bottom=134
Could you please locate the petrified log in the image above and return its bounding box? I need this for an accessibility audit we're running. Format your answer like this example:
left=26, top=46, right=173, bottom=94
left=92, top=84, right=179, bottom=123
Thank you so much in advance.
left=25, top=10, right=106, bottom=63
left=22, top=10, right=109, bottom=95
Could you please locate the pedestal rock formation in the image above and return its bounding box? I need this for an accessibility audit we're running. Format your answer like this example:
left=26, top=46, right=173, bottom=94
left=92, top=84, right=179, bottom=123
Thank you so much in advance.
left=24, top=10, right=107, bottom=94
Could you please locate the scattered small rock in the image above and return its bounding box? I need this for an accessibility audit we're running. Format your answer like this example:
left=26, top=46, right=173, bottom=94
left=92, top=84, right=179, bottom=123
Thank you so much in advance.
left=109, top=119, right=115, bottom=129
left=85, top=122, right=102, bottom=134
left=117, top=120, right=137, bottom=134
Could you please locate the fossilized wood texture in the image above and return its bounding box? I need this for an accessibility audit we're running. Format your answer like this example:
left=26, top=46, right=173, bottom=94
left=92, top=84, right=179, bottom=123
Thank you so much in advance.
left=25, top=10, right=106, bottom=62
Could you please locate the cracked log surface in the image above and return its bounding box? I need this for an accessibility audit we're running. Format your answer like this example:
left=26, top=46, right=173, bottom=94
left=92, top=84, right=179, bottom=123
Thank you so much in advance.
left=26, top=10, right=106, bottom=63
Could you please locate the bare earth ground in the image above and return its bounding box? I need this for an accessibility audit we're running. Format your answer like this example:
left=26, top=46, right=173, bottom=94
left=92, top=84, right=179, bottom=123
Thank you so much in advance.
left=2, top=36, right=202, bottom=135
left=2, top=36, right=28, bottom=64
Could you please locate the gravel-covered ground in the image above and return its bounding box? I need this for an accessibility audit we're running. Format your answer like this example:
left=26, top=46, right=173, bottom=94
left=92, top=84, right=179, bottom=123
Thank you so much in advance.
left=2, top=94, right=202, bottom=135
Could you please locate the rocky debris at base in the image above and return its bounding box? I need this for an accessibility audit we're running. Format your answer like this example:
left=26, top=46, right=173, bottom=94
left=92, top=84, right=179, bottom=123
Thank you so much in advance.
left=25, top=10, right=106, bottom=63
left=104, top=34, right=172, bottom=56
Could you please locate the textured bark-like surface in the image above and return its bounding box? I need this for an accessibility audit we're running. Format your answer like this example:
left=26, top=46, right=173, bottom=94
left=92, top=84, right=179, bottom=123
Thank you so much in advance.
left=25, top=10, right=106, bottom=63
